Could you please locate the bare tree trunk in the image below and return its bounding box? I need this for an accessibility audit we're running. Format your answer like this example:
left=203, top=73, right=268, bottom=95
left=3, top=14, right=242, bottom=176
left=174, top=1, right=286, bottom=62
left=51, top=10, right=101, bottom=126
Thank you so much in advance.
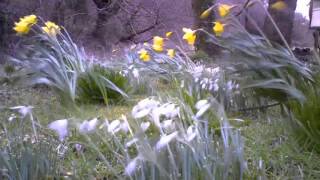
left=263, top=0, right=297, bottom=46
left=91, top=0, right=121, bottom=49
left=192, top=0, right=220, bottom=57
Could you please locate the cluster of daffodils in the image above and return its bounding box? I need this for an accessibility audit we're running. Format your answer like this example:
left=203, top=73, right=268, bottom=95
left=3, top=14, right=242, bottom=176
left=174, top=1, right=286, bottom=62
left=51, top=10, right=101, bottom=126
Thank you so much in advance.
left=137, top=4, right=235, bottom=62
left=138, top=32, right=175, bottom=62
left=13, top=14, right=60, bottom=36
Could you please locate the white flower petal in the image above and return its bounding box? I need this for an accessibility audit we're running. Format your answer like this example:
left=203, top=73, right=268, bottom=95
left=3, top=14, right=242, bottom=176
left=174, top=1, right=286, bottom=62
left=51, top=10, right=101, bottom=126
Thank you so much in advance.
left=156, top=131, right=178, bottom=150
left=48, top=119, right=68, bottom=141
left=195, top=100, right=208, bottom=110
left=140, top=121, right=150, bottom=132
left=108, top=120, right=121, bottom=133
left=195, top=103, right=211, bottom=118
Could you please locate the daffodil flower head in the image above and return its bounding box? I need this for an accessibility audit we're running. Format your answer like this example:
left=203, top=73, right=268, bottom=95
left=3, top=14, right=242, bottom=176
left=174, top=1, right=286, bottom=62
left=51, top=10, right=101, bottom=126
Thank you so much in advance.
left=167, top=49, right=175, bottom=58
left=271, top=1, right=287, bottom=11
left=182, top=28, right=196, bottom=45
left=20, top=15, right=38, bottom=25
left=138, top=49, right=151, bottom=62
left=213, top=21, right=225, bottom=36
left=152, top=36, right=164, bottom=52
left=200, top=7, right=213, bottom=19
left=42, top=21, right=61, bottom=36
left=218, top=4, right=233, bottom=18
left=13, top=14, right=38, bottom=35
left=166, top=31, right=173, bottom=38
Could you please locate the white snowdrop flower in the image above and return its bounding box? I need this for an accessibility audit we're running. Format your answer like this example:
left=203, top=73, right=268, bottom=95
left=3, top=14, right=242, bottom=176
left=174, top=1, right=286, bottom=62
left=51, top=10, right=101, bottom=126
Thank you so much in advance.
left=195, top=102, right=211, bottom=118
left=158, top=103, right=176, bottom=118
left=201, top=83, right=206, bottom=89
left=108, top=120, right=121, bottom=134
left=121, top=121, right=129, bottom=133
left=8, top=114, right=16, bottom=122
left=48, top=119, right=68, bottom=141
left=140, top=121, right=150, bottom=132
left=227, top=81, right=234, bottom=91
left=186, top=125, right=197, bottom=142
left=180, top=80, right=185, bottom=88
left=213, top=83, right=219, bottom=92
left=132, top=98, right=159, bottom=119
left=79, top=118, right=99, bottom=134
left=155, top=131, right=178, bottom=150
left=195, top=100, right=208, bottom=110
left=194, top=78, right=199, bottom=83
left=125, top=157, right=139, bottom=176
left=125, top=138, right=138, bottom=148
left=161, top=119, right=175, bottom=131
left=10, top=106, right=33, bottom=118
left=132, top=68, right=139, bottom=79
left=120, top=115, right=130, bottom=133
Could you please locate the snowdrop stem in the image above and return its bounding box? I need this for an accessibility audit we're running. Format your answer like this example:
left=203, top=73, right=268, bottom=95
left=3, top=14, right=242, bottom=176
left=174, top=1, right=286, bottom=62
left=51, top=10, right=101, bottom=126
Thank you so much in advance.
left=29, top=113, right=38, bottom=141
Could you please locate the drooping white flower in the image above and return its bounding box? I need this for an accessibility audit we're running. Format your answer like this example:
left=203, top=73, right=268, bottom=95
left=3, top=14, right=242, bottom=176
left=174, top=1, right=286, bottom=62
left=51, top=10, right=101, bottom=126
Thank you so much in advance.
left=132, top=68, right=139, bottom=79
left=155, top=131, right=178, bottom=150
left=161, top=119, right=175, bottom=131
left=158, top=103, right=179, bottom=119
left=125, top=157, right=139, bottom=176
left=195, top=103, right=211, bottom=118
left=186, top=125, right=197, bottom=142
left=108, top=120, right=121, bottom=134
left=132, top=98, right=159, bottom=119
left=79, top=118, right=98, bottom=134
left=195, top=100, right=208, bottom=110
left=10, top=106, right=33, bottom=118
left=48, top=119, right=68, bottom=141
left=140, top=121, right=150, bottom=132
left=195, top=99, right=211, bottom=118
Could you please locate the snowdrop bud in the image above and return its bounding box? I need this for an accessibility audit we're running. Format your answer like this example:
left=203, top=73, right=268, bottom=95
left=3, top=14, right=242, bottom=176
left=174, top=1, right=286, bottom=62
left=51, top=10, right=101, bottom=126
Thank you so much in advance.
left=108, top=120, right=121, bottom=134
left=48, top=119, right=68, bottom=141
left=156, top=131, right=178, bottom=150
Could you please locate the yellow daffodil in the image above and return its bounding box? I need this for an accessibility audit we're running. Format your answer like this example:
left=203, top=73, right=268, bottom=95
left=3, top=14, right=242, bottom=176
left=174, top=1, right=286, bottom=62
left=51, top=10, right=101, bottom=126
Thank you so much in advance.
left=138, top=49, right=150, bottom=62
left=182, top=28, right=196, bottom=45
left=166, top=31, right=173, bottom=38
left=200, top=7, right=213, bottom=19
left=218, top=4, right=232, bottom=18
left=167, top=49, right=175, bottom=58
left=13, top=21, right=31, bottom=35
left=271, top=1, right=287, bottom=11
left=13, top=14, right=38, bottom=35
left=42, top=21, right=60, bottom=36
left=152, top=36, right=164, bottom=52
left=213, top=22, right=225, bottom=36
left=20, top=15, right=37, bottom=25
